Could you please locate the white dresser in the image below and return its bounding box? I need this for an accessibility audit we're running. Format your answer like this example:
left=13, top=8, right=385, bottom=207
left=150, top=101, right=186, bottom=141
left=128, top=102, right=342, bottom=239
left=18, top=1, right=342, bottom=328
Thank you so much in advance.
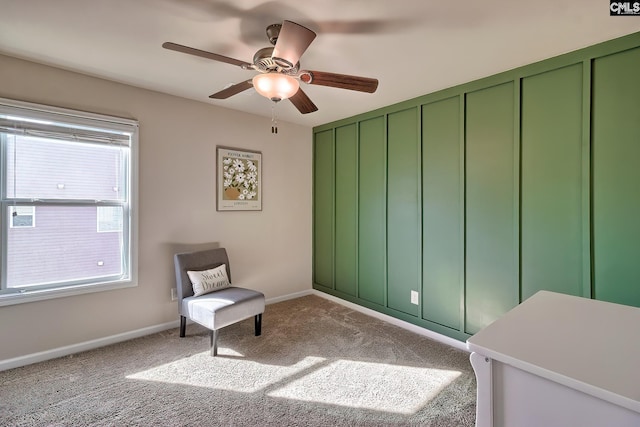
left=467, top=290, right=640, bottom=427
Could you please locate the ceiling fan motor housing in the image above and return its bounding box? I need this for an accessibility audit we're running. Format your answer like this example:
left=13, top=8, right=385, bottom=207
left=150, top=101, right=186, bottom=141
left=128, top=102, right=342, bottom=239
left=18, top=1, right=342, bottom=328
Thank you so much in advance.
left=252, top=47, right=299, bottom=74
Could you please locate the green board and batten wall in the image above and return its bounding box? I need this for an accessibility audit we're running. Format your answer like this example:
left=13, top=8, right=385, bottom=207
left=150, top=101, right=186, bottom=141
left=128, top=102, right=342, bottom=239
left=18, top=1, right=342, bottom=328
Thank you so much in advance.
left=313, top=32, right=640, bottom=342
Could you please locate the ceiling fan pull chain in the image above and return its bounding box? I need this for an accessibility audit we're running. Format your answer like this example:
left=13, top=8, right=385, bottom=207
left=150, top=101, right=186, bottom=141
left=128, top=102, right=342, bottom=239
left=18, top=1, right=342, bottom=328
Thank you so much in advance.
left=271, top=103, right=278, bottom=134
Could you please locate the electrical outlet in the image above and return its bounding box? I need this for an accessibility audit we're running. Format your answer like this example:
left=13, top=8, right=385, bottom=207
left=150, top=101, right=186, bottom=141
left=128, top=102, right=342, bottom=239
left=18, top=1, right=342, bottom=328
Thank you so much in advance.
left=171, top=288, right=178, bottom=301
left=410, top=290, right=419, bottom=305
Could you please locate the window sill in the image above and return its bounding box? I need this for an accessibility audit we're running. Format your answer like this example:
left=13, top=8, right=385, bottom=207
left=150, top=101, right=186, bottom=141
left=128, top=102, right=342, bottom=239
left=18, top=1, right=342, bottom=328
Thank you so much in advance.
left=0, top=279, right=137, bottom=307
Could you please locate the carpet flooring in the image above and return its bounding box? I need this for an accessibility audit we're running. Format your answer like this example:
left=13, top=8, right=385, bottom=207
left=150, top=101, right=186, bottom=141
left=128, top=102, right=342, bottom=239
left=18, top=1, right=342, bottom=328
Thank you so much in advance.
left=0, top=295, right=476, bottom=426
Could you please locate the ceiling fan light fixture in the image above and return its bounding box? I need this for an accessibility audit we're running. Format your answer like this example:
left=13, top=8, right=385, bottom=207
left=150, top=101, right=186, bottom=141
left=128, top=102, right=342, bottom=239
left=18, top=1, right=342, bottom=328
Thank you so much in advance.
left=252, top=73, right=299, bottom=102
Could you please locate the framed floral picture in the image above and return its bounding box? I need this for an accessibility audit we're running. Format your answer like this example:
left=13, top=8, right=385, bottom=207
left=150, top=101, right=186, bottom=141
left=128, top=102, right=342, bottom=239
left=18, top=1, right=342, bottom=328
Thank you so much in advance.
left=216, top=146, right=262, bottom=211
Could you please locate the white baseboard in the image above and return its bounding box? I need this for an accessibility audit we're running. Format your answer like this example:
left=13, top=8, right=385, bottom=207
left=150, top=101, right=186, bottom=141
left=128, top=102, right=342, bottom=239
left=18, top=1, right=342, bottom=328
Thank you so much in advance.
left=0, top=320, right=180, bottom=372
left=266, top=289, right=313, bottom=305
left=0, top=289, right=314, bottom=372
left=312, top=290, right=469, bottom=352
left=0, top=288, right=465, bottom=372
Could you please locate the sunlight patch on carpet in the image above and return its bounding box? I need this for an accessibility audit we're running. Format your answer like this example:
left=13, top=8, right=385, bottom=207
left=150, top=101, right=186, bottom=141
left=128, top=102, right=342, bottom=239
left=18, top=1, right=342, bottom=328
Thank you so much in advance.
left=267, top=360, right=462, bottom=414
left=126, top=354, right=326, bottom=393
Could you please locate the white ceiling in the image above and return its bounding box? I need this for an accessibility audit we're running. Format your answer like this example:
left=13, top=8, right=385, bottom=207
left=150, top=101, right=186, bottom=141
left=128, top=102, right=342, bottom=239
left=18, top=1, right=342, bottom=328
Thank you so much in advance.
left=1, top=0, right=639, bottom=127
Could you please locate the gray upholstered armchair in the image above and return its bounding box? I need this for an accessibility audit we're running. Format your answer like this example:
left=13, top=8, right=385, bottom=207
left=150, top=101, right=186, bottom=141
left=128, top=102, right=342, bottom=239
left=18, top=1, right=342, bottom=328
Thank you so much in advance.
left=173, top=247, right=265, bottom=356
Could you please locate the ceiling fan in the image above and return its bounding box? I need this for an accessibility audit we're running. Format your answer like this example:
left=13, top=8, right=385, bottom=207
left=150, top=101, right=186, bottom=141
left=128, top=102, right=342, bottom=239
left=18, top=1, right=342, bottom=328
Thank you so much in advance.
left=162, top=20, right=379, bottom=114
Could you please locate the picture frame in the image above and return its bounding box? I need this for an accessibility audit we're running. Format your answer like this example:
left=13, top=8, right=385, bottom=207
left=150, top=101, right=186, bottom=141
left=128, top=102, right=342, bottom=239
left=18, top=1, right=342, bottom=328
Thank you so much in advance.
left=216, top=146, right=262, bottom=211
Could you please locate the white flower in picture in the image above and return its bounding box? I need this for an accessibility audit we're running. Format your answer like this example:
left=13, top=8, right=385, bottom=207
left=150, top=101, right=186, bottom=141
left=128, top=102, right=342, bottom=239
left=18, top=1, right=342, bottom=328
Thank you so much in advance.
left=221, top=154, right=260, bottom=203
left=233, top=159, right=245, bottom=172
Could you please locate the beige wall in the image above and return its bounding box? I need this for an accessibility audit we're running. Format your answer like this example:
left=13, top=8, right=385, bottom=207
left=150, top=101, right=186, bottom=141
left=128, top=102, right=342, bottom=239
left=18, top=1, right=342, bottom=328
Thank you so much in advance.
left=0, top=54, right=313, bottom=361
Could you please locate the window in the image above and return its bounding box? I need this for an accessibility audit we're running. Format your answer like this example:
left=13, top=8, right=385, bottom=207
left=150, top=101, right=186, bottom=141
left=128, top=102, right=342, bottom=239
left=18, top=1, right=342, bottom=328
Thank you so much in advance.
left=0, top=97, right=138, bottom=305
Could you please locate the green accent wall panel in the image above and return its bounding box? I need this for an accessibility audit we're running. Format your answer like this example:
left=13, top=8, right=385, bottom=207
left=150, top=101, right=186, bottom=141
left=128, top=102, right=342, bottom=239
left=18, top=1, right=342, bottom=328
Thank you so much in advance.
left=521, top=64, right=584, bottom=300
left=387, top=108, right=420, bottom=316
left=334, top=124, right=358, bottom=297
left=592, top=47, right=640, bottom=307
left=421, top=97, right=462, bottom=329
left=313, top=129, right=334, bottom=289
left=358, top=117, right=387, bottom=305
left=312, top=32, right=640, bottom=342
left=465, top=82, right=518, bottom=334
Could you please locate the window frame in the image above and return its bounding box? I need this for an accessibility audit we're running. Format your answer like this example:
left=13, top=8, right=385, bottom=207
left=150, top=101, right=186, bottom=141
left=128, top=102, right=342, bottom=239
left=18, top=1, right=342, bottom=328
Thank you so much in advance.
left=0, top=97, right=138, bottom=306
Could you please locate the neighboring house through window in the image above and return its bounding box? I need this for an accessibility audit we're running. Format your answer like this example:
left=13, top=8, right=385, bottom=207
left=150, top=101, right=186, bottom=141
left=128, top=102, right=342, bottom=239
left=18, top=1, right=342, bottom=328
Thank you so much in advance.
left=97, top=206, right=123, bottom=233
left=0, top=98, right=138, bottom=305
left=9, top=205, right=35, bottom=228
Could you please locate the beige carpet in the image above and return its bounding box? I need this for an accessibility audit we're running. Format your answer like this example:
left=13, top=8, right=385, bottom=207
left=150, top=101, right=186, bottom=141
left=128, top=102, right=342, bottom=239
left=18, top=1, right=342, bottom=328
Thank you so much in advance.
left=0, top=295, right=476, bottom=426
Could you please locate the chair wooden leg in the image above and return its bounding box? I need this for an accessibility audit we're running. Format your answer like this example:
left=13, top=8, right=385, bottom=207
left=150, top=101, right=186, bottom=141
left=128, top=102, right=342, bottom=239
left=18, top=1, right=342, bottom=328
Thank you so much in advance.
left=255, top=313, right=262, bottom=336
left=211, top=329, right=219, bottom=356
left=179, top=316, right=186, bottom=337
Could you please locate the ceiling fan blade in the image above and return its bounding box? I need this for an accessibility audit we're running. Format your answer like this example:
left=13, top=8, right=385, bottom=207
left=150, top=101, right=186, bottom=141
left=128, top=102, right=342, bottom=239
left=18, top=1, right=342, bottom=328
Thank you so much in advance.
left=300, top=70, right=378, bottom=93
left=272, top=20, right=316, bottom=68
left=209, top=80, right=253, bottom=99
left=289, top=88, right=318, bottom=114
left=162, top=42, right=251, bottom=68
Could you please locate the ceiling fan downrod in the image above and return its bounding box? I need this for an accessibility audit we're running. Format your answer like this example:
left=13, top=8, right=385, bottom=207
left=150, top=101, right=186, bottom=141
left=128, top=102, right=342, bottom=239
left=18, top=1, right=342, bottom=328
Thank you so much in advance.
left=266, top=23, right=282, bottom=45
